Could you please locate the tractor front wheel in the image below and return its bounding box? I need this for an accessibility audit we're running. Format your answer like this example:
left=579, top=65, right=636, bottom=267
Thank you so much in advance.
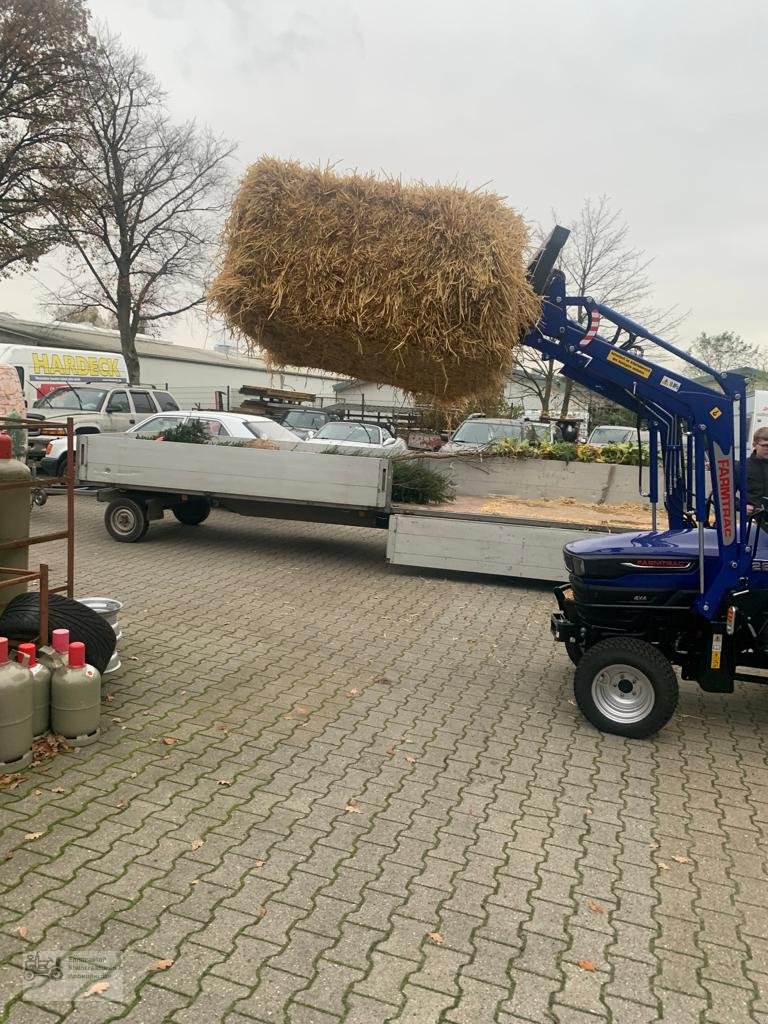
left=573, top=637, right=679, bottom=739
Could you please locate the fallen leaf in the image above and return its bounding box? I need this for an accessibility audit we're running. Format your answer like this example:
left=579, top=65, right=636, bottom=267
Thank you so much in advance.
left=258, top=906, right=267, bottom=918
left=190, top=880, right=199, bottom=886
left=116, top=800, right=126, bottom=809
left=427, top=931, right=443, bottom=945
left=18, top=926, right=28, bottom=938
left=162, top=737, right=178, bottom=746
left=347, top=689, right=359, bottom=697
left=577, top=959, right=596, bottom=972
left=0, top=773, right=26, bottom=790
left=404, top=756, right=417, bottom=765
left=658, top=862, right=670, bottom=871
left=386, top=746, right=396, bottom=756
left=216, top=724, right=227, bottom=732
left=52, top=787, right=66, bottom=794
left=104, top=694, right=114, bottom=703
left=254, top=859, right=266, bottom=869
left=295, top=707, right=308, bottom=717
left=586, top=900, right=604, bottom=915
left=111, top=717, right=122, bottom=724
left=345, top=803, right=362, bottom=814
left=283, top=714, right=293, bottom=721
left=672, top=855, right=691, bottom=864
left=179, top=690, right=186, bottom=694
left=24, top=832, right=44, bottom=842
left=84, top=981, right=111, bottom=997
left=191, top=839, right=204, bottom=850
left=148, top=959, right=174, bottom=972
left=128, top=656, right=139, bottom=662
left=34, top=789, right=42, bottom=796
left=216, top=780, right=233, bottom=787
left=4, top=852, right=14, bottom=861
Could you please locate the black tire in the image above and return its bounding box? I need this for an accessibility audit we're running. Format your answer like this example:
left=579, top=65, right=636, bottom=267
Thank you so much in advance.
left=0, top=593, right=116, bottom=675
left=56, top=455, right=68, bottom=479
left=573, top=637, right=679, bottom=739
left=105, top=497, right=149, bottom=543
left=565, top=641, right=584, bottom=666
left=172, top=499, right=210, bottom=526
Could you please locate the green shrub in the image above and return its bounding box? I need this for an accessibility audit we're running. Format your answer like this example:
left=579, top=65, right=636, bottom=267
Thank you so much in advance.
left=487, top=438, right=649, bottom=466
left=392, top=461, right=454, bottom=504
left=138, top=420, right=209, bottom=444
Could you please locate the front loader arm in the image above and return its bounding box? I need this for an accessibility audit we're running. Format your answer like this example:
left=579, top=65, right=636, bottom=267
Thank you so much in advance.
left=524, top=228, right=750, bottom=619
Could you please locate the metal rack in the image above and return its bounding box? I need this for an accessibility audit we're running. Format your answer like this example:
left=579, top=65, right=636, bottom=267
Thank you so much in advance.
left=0, top=416, right=75, bottom=646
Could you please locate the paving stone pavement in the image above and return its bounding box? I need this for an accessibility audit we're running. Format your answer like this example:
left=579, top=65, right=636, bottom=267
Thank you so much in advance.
left=2, top=494, right=768, bottom=1023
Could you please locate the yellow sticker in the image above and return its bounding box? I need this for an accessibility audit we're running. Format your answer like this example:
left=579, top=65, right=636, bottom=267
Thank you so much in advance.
left=711, top=633, right=723, bottom=669
left=606, top=350, right=652, bottom=379
left=710, top=407, right=722, bottom=419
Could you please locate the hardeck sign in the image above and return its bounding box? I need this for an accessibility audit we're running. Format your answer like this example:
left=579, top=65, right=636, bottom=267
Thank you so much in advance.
left=30, top=352, right=125, bottom=382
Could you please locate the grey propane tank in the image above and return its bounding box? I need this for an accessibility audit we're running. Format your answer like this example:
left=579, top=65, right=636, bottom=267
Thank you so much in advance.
left=0, top=636, right=34, bottom=771
left=51, top=641, right=100, bottom=745
left=18, top=644, right=51, bottom=738
left=0, top=432, right=30, bottom=612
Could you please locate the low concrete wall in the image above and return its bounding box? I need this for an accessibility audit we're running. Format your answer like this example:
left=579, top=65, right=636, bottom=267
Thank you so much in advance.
left=423, top=457, right=652, bottom=505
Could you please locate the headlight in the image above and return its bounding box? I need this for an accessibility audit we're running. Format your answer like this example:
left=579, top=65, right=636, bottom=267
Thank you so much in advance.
left=45, top=442, right=53, bottom=455
left=572, top=557, right=586, bottom=576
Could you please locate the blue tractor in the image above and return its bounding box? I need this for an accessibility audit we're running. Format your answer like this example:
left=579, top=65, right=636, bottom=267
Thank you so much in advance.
left=528, top=228, right=766, bottom=738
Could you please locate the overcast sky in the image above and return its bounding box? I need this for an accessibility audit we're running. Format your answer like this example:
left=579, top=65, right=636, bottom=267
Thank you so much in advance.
left=1, top=0, right=765, bottom=354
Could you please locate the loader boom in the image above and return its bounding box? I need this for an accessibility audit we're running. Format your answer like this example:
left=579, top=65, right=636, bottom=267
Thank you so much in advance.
left=524, top=228, right=751, bottom=620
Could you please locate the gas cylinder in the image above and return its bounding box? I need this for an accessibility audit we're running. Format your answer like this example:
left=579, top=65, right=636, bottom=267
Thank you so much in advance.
left=39, top=628, right=70, bottom=675
left=0, top=433, right=31, bottom=612
left=0, top=636, right=34, bottom=771
left=18, top=643, right=51, bottom=738
left=51, top=642, right=100, bottom=746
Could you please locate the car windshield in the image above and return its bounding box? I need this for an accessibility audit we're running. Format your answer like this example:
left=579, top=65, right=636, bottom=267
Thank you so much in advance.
left=451, top=421, right=528, bottom=444
left=314, top=423, right=381, bottom=443
left=35, top=388, right=107, bottom=411
left=281, top=410, right=326, bottom=429
left=588, top=427, right=633, bottom=445
left=245, top=419, right=299, bottom=441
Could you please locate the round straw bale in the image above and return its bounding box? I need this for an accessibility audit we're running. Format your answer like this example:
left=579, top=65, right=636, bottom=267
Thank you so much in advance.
left=209, top=158, right=539, bottom=402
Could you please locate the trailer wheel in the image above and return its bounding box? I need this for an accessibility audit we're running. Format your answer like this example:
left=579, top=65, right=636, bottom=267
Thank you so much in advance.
left=172, top=499, right=210, bottom=526
left=573, top=638, right=679, bottom=739
left=105, top=497, right=149, bottom=543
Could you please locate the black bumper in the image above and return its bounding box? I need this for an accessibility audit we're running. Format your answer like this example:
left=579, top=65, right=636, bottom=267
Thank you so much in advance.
left=550, top=611, right=580, bottom=644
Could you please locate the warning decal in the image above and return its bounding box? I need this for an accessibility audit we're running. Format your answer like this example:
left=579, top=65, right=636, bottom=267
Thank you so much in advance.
left=606, top=350, right=652, bottom=379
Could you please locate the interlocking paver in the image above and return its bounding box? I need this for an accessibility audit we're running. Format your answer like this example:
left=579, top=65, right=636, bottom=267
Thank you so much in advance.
left=1, top=496, right=767, bottom=1022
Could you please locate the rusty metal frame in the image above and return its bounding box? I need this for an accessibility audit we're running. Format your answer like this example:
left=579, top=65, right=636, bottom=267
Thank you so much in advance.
left=0, top=416, right=75, bottom=645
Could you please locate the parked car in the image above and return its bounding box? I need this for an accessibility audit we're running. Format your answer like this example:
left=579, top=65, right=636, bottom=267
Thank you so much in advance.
left=40, top=410, right=301, bottom=476
left=586, top=425, right=650, bottom=447
left=273, top=407, right=338, bottom=440
left=440, top=417, right=555, bottom=454
left=303, top=420, right=407, bottom=452
left=27, top=384, right=179, bottom=463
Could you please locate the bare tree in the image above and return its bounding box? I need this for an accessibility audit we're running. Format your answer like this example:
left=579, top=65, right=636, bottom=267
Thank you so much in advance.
left=0, top=0, right=91, bottom=275
left=48, top=30, right=235, bottom=383
left=515, top=196, right=686, bottom=418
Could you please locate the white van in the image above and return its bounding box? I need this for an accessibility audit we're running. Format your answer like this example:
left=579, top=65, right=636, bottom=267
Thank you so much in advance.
left=0, top=344, right=128, bottom=407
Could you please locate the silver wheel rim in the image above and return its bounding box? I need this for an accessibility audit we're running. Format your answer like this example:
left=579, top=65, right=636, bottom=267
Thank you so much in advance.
left=112, top=508, right=138, bottom=536
left=591, top=663, right=655, bottom=724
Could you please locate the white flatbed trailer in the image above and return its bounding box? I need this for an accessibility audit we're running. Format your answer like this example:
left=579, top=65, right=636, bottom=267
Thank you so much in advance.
left=78, top=435, right=634, bottom=583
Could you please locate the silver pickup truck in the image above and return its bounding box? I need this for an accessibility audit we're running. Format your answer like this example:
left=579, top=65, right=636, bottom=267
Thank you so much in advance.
left=26, top=384, right=179, bottom=465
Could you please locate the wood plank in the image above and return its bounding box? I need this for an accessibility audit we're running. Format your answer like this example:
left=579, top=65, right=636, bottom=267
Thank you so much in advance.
left=80, top=435, right=391, bottom=508
left=386, top=513, right=606, bottom=581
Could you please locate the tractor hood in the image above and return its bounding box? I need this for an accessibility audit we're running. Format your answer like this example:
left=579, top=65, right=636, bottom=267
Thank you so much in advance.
left=563, top=527, right=768, bottom=591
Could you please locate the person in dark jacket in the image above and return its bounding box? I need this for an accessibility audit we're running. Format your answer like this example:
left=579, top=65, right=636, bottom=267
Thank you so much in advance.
left=746, top=427, right=768, bottom=513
